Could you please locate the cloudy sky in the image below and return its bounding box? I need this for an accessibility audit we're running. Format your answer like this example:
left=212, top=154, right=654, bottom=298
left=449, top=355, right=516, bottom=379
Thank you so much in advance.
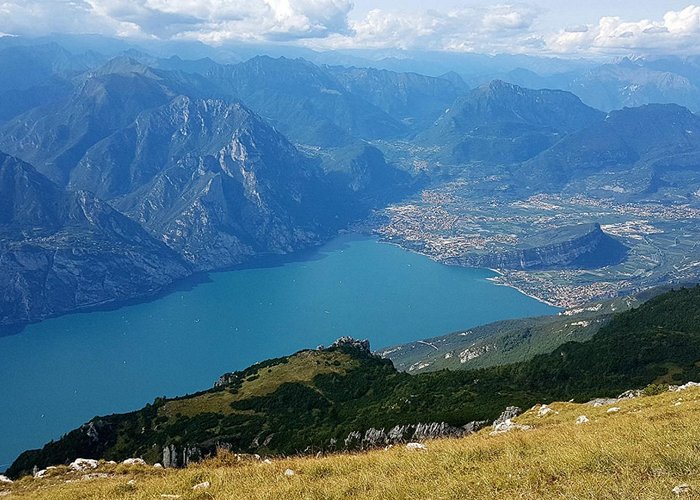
left=1, top=0, right=700, bottom=56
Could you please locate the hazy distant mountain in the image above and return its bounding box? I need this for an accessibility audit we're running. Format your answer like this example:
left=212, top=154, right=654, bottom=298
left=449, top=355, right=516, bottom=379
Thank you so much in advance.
left=524, top=103, right=700, bottom=189
left=419, top=80, right=604, bottom=164
left=325, top=66, right=467, bottom=131
left=500, top=57, right=700, bottom=114
left=0, top=152, right=189, bottom=328
left=0, top=43, right=104, bottom=122
left=0, top=63, right=176, bottom=185
left=0, top=57, right=230, bottom=186
left=203, top=56, right=408, bottom=146
left=568, top=59, right=700, bottom=112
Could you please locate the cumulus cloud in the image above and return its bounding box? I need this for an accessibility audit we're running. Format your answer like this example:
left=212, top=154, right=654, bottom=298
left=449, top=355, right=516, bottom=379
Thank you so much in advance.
left=316, top=4, right=541, bottom=53
left=0, top=0, right=353, bottom=42
left=3, top=1, right=700, bottom=57
left=549, top=5, right=700, bottom=55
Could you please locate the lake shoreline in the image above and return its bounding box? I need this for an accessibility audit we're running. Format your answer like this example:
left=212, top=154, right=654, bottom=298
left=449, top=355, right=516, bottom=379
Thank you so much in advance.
left=0, top=233, right=558, bottom=469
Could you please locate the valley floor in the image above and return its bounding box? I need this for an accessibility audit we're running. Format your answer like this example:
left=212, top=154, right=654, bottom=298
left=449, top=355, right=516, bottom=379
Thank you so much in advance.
left=3, top=387, right=699, bottom=499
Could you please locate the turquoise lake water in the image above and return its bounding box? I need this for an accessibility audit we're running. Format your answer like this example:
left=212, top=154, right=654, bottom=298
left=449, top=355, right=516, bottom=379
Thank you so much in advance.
left=0, top=235, right=557, bottom=469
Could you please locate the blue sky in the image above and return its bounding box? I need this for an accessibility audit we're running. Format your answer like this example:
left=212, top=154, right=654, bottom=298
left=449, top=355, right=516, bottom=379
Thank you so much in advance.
left=1, top=1, right=700, bottom=57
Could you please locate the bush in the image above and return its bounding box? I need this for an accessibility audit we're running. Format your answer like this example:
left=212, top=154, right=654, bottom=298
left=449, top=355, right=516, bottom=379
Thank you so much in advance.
left=642, top=383, right=668, bottom=397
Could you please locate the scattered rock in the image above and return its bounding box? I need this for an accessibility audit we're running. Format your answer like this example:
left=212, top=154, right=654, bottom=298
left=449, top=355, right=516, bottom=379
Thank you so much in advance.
left=81, top=473, right=110, bottom=480
left=160, top=495, right=181, bottom=499
left=537, top=405, right=556, bottom=417
left=192, top=481, right=210, bottom=490
left=122, top=458, right=147, bottom=466
left=154, top=463, right=163, bottom=468
left=406, top=442, right=427, bottom=450
left=490, top=419, right=531, bottom=435
left=617, top=389, right=642, bottom=400
left=0, top=476, right=12, bottom=484
left=284, top=469, right=296, bottom=477
left=673, top=484, right=690, bottom=495
left=493, top=406, right=522, bottom=427
left=263, top=459, right=272, bottom=465
left=34, top=469, right=48, bottom=478
left=672, top=382, right=700, bottom=392
left=69, top=458, right=99, bottom=471
left=575, top=415, right=590, bottom=425
left=606, top=407, right=621, bottom=413
left=127, top=479, right=137, bottom=485
left=106, top=461, right=117, bottom=465
left=587, top=398, right=619, bottom=407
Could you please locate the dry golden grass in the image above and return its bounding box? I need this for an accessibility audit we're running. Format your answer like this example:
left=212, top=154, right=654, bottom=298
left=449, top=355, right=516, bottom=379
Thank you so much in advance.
left=161, top=350, right=357, bottom=417
left=4, top=387, right=700, bottom=499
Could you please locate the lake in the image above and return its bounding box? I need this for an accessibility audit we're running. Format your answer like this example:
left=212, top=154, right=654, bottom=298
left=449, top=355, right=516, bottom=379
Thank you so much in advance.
left=0, top=234, right=557, bottom=469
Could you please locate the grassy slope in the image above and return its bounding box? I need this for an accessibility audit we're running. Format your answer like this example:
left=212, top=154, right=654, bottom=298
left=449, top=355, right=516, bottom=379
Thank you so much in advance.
left=4, top=387, right=700, bottom=499
left=381, top=287, right=669, bottom=373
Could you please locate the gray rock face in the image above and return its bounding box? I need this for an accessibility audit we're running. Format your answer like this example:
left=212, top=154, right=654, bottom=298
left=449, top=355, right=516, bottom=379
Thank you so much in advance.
left=493, top=406, right=523, bottom=427
left=329, top=336, right=371, bottom=353
left=0, top=154, right=190, bottom=329
left=162, top=444, right=202, bottom=468
left=341, top=421, right=486, bottom=450
left=444, top=224, right=627, bottom=271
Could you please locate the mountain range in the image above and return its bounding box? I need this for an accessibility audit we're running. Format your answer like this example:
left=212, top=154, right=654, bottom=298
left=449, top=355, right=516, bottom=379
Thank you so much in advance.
left=3, top=40, right=700, bottom=330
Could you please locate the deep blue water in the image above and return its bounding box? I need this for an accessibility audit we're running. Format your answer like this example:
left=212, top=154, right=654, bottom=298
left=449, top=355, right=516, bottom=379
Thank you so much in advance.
left=0, top=235, right=557, bottom=470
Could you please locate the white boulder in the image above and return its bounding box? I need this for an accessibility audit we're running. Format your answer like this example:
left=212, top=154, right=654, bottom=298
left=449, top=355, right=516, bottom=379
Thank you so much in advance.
left=575, top=415, right=589, bottom=425
left=537, top=405, right=555, bottom=417
left=122, top=458, right=147, bottom=466
left=192, top=481, right=210, bottom=490
left=673, top=382, right=700, bottom=392
left=490, top=419, right=531, bottom=435
left=284, top=469, right=296, bottom=477
left=0, top=475, right=12, bottom=484
left=673, top=484, right=690, bottom=495
left=69, top=458, right=99, bottom=471
left=406, top=442, right=427, bottom=450
left=606, top=407, right=621, bottom=413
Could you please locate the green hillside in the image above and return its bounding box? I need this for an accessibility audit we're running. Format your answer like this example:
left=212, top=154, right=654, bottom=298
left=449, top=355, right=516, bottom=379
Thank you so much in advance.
left=381, top=288, right=671, bottom=373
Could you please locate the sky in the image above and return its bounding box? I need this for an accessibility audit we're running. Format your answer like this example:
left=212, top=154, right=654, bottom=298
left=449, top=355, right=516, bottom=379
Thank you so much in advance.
left=1, top=0, right=700, bottom=57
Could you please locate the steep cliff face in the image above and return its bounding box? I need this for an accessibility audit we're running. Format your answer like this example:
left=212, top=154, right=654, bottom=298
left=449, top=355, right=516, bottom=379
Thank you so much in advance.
left=108, top=97, right=355, bottom=269
left=444, top=224, right=627, bottom=270
left=0, top=153, right=190, bottom=329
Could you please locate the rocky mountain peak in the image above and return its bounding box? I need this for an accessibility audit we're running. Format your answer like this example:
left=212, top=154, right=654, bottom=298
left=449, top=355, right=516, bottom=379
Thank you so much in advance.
left=329, top=336, right=371, bottom=353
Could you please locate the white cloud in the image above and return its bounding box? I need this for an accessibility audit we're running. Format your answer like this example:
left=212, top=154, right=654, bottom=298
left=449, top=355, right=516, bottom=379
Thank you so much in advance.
left=0, top=0, right=353, bottom=42
left=2, top=1, right=700, bottom=57
left=549, top=5, right=700, bottom=55
left=315, top=4, right=541, bottom=53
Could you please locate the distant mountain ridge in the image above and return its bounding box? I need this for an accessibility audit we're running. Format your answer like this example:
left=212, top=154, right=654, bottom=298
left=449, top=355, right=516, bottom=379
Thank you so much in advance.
left=419, top=80, right=604, bottom=164
left=524, top=103, right=700, bottom=188
left=0, top=53, right=416, bottom=327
